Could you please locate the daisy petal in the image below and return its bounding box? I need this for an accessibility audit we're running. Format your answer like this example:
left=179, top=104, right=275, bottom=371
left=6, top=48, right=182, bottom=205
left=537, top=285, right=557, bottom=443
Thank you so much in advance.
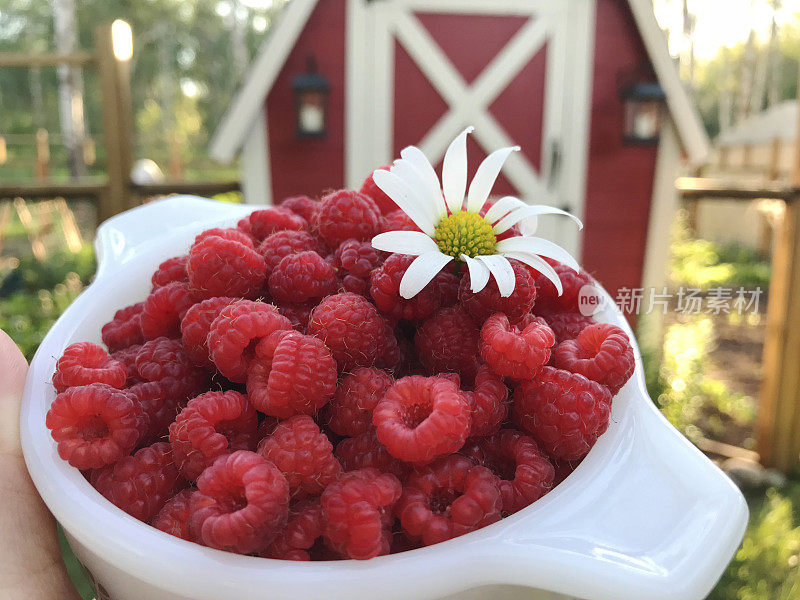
left=460, top=254, right=491, bottom=293
left=371, top=231, right=438, bottom=256
left=483, top=196, right=527, bottom=226
left=466, top=146, right=520, bottom=215
left=373, top=170, right=436, bottom=236
left=390, top=159, right=438, bottom=225
left=493, top=204, right=583, bottom=235
left=400, top=146, right=448, bottom=222
left=399, top=251, right=454, bottom=299
left=442, top=126, right=473, bottom=214
left=502, top=251, right=563, bottom=295
left=476, top=254, right=516, bottom=297
left=496, top=236, right=580, bottom=272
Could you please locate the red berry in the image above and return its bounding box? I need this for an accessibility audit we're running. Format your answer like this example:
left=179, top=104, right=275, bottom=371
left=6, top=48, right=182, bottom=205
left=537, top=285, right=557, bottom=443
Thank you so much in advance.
left=480, top=313, right=554, bottom=380
left=395, top=455, right=502, bottom=546
left=415, top=306, right=481, bottom=384
left=187, top=235, right=266, bottom=300
left=207, top=300, right=292, bottom=382
left=321, top=468, right=402, bottom=559
left=276, top=301, right=315, bottom=332
left=335, top=431, right=411, bottom=481
left=257, top=230, right=322, bottom=278
left=262, top=500, right=324, bottom=560
left=134, top=337, right=208, bottom=400
left=150, top=255, right=189, bottom=289
left=245, top=207, right=307, bottom=242
left=279, top=195, right=320, bottom=223
left=536, top=310, right=596, bottom=344
left=247, top=330, right=337, bottom=418
left=268, top=251, right=338, bottom=304
left=532, top=264, right=595, bottom=313
left=513, top=366, right=612, bottom=460
left=140, top=281, right=195, bottom=340
left=373, top=375, right=471, bottom=464
left=332, top=239, right=385, bottom=295
left=46, top=383, right=144, bottom=469
left=370, top=253, right=446, bottom=321
left=459, top=259, right=536, bottom=324
left=554, top=323, right=634, bottom=394
left=381, top=210, right=422, bottom=233
left=326, top=367, right=394, bottom=437
left=257, top=415, right=341, bottom=496
left=314, top=190, right=382, bottom=248
left=126, top=380, right=182, bottom=444
left=189, top=451, right=289, bottom=554
left=90, top=442, right=181, bottom=521
left=308, top=293, right=397, bottom=371
left=465, top=364, right=509, bottom=437
left=180, top=296, right=239, bottom=369
left=359, top=167, right=396, bottom=214
left=151, top=488, right=195, bottom=541
left=110, top=344, right=142, bottom=383
left=461, top=430, right=554, bottom=514
left=169, top=390, right=259, bottom=480
left=52, top=342, right=126, bottom=393
left=194, top=227, right=253, bottom=248
left=101, top=303, right=145, bottom=352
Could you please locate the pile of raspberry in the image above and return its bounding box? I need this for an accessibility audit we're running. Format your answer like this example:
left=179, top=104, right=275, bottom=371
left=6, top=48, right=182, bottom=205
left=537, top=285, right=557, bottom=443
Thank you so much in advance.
left=45, top=176, right=634, bottom=561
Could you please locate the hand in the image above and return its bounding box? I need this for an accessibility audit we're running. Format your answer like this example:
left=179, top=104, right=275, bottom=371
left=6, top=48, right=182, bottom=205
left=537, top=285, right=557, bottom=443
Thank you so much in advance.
left=0, top=330, right=81, bottom=599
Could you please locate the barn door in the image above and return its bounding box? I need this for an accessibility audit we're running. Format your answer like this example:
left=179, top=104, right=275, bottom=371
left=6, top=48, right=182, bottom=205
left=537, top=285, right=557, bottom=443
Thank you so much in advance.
left=346, top=0, right=595, bottom=256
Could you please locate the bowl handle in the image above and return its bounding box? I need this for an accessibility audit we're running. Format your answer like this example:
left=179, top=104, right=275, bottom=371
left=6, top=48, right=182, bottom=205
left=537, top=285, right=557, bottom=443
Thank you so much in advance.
left=93, top=195, right=255, bottom=280
left=474, top=397, right=748, bottom=600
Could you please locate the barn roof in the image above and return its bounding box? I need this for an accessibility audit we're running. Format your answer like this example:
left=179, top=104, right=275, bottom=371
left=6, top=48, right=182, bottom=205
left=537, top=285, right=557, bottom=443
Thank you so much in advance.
left=210, top=0, right=710, bottom=165
left=716, top=100, right=798, bottom=146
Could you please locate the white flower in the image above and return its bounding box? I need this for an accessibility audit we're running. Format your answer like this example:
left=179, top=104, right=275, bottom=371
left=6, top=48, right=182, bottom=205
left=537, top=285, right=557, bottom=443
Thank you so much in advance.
left=370, top=127, right=583, bottom=299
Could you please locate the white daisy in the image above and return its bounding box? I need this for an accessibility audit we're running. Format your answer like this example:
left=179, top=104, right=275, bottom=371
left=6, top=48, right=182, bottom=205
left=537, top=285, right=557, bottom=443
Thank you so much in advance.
left=370, top=127, right=583, bottom=299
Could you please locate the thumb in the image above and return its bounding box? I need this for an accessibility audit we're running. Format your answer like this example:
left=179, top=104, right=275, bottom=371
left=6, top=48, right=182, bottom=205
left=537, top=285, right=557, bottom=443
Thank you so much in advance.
left=0, top=329, right=29, bottom=456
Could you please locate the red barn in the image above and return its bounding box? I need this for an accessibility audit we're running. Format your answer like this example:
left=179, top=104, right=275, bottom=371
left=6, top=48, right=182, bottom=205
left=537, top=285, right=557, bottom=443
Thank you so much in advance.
left=210, top=0, right=708, bottom=301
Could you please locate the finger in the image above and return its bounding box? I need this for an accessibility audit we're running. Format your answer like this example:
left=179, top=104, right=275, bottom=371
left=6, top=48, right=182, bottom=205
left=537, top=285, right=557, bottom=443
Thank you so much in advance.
left=0, top=329, right=30, bottom=456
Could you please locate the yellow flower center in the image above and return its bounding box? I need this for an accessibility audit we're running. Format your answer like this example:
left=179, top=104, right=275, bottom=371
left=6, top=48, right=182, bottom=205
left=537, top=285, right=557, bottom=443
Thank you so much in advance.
left=434, top=211, right=497, bottom=259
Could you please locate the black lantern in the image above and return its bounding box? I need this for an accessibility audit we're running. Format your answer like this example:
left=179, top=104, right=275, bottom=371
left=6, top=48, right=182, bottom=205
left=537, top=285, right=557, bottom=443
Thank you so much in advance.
left=293, top=56, right=330, bottom=139
left=619, top=78, right=666, bottom=145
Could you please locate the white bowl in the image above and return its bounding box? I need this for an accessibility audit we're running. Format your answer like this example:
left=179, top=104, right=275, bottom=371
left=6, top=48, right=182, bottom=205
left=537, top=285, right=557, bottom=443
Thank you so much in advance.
left=21, top=196, right=748, bottom=600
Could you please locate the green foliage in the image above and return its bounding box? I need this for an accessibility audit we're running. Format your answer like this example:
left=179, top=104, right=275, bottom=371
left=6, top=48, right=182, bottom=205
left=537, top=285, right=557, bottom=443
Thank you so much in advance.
left=710, top=484, right=800, bottom=600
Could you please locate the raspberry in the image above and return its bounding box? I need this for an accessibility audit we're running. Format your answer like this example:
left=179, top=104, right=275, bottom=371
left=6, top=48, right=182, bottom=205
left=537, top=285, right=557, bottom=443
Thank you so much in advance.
left=326, top=367, right=394, bottom=437
left=381, top=210, right=422, bottom=233
left=140, top=281, right=195, bottom=340
left=537, top=310, right=596, bottom=344
left=461, top=430, right=554, bottom=514
left=245, top=207, right=308, bottom=242
left=257, top=415, right=341, bottom=496
left=480, top=313, right=554, bottom=380
left=126, top=380, right=183, bottom=444
left=335, top=431, right=410, bottom=481
left=207, top=300, right=292, bottom=382
left=189, top=451, right=290, bottom=554
left=52, top=342, right=126, bottom=393
left=277, top=301, right=315, bottom=332
left=110, top=344, right=142, bottom=383
left=194, top=227, right=253, bottom=247
left=169, top=390, right=259, bottom=480
left=459, top=258, right=536, bottom=324
left=90, top=442, right=181, bottom=522
left=532, top=264, right=595, bottom=312
left=513, top=366, right=612, bottom=460
left=373, top=375, right=471, bottom=464
left=46, top=383, right=144, bottom=469
left=268, top=251, right=338, bottom=304
left=359, top=167, right=396, bottom=214
left=262, top=500, right=324, bottom=560
left=151, top=488, right=195, bottom=541
left=415, top=306, right=481, bottom=384
left=279, top=195, right=320, bottom=223
left=435, top=271, right=461, bottom=308
left=180, top=296, right=239, bottom=369
left=134, top=337, right=208, bottom=400
left=150, top=255, right=189, bottom=289
left=466, top=364, right=508, bottom=437
left=247, top=330, right=337, bottom=418
left=187, top=235, right=266, bottom=300
left=553, top=456, right=583, bottom=486
left=332, top=239, right=385, bottom=295
left=314, top=189, right=382, bottom=248
left=308, top=293, right=397, bottom=371
left=370, top=254, right=444, bottom=321
left=321, top=468, right=402, bottom=559
left=101, top=302, right=145, bottom=352
left=257, top=230, right=322, bottom=278
left=394, top=455, right=501, bottom=546
left=553, top=323, right=634, bottom=394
